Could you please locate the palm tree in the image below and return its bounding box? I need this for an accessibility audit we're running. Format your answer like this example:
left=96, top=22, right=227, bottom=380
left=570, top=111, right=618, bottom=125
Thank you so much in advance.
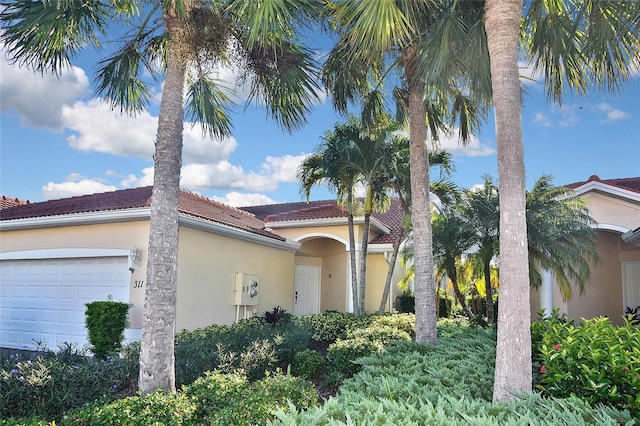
left=432, top=209, right=475, bottom=320
left=299, top=115, right=397, bottom=315
left=298, top=120, right=361, bottom=315
left=526, top=175, right=598, bottom=301
left=376, top=143, right=457, bottom=314
left=1, top=0, right=322, bottom=392
left=482, top=0, right=640, bottom=401
left=461, top=176, right=500, bottom=324
left=323, top=0, right=489, bottom=343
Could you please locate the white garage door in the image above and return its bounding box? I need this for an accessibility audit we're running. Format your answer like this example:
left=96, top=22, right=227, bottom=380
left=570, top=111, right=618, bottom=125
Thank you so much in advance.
left=0, top=256, right=130, bottom=351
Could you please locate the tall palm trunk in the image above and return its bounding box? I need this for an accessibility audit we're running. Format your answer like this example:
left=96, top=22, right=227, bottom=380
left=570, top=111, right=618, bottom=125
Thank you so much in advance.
left=483, top=248, right=495, bottom=324
left=403, top=45, right=437, bottom=344
left=347, top=193, right=359, bottom=316
left=485, top=0, right=532, bottom=402
left=138, top=12, right=186, bottom=394
left=358, top=185, right=374, bottom=315
left=378, top=226, right=406, bottom=314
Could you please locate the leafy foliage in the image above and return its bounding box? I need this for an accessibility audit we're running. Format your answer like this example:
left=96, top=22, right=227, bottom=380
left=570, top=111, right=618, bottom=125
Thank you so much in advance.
left=263, top=306, right=290, bottom=325
left=534, top=316, right=640, bottom=417
left=84, top=300, right=130, bottom=360
left=0, top=343, right=138, bottom=421
left=273, top=326, right=634, bottom=425
left=291, top=350, right=325, bottom=379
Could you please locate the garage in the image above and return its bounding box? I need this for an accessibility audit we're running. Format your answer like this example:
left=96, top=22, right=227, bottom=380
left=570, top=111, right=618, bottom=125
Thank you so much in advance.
left=0, top=249, right=131, bottom=351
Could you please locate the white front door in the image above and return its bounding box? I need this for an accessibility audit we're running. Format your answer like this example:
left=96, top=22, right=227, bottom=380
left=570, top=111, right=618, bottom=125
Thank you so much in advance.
left=623, top=261, right=640, bottom=310
left=293, top=265, right=321, bottom=316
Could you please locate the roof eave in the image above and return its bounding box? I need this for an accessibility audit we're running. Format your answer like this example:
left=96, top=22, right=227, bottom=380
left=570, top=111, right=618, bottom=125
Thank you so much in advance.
left=0, top=208, right=152, bottom=230
left=622, top=228, right=640, bottom=247
left=180, top=215, right=300, bottom=252
left=266, top=215, right=392, bottom=235
left=572, top=181, right=640, bottom=203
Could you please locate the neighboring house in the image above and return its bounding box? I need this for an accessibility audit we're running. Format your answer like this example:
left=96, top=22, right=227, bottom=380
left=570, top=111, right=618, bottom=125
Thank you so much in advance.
left=0, top=186, right=405, bottom=351
left=530, top=175, right=640, bottom=324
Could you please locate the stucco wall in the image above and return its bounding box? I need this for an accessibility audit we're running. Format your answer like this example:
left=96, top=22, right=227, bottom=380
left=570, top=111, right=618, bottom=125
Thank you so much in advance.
left=175, top=226, right=296, bottom=331
left=581, top=192, right=640, bottom=230
left=567, top=231, right=625, bottom=324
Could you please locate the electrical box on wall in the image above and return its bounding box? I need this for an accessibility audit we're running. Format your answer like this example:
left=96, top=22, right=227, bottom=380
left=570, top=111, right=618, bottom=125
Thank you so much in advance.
left=234, top=273, right=260, bottom=306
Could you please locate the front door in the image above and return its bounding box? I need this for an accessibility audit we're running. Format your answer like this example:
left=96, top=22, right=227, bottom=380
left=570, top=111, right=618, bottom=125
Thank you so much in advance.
left=293, top=265, right=321, bottom=316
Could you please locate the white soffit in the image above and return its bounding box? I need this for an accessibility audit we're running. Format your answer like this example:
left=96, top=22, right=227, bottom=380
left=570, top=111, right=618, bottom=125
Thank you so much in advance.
left=573, top=181, right=640, bottom=204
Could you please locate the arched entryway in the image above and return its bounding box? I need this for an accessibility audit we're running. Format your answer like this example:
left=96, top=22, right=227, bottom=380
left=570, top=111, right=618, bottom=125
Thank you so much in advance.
left=293, top=234, right=351, bottom=315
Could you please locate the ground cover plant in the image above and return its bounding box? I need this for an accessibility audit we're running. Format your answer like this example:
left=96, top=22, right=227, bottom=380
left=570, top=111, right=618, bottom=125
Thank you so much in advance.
left=2, top=310, right=639, bottom=425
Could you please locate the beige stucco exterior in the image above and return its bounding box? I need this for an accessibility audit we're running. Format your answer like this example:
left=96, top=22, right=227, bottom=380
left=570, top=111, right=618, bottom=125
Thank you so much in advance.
left=530, top=185, right=640, bottom=324
left=1, top=207, right=407, bottom=349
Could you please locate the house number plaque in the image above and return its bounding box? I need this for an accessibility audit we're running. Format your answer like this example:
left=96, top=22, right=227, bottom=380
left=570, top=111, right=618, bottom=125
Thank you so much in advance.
left=133, top=280, right=145, bottom=288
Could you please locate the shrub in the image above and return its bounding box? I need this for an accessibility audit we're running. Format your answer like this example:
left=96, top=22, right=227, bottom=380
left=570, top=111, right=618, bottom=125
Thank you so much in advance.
left=368, top=313, right=416, bottom=338
left=346, top=323, right=411, bottom=345
left=85, top=300, right=130, bottom=360
left=396, top=290, right=415, bottom=313
left=174, top=320, right=311, bottom=387
left=185, top=370, right=317, bottom=426
left=293, top=311, right=364, bottom=342
left=292, top=349, right=325, bottom=379
left=535, top=316, right=640, bottom=417
left=62, top=391, right=198, bottom=425
left=183, top=370, right=247, bottom=422
left=326, top=337, right=383, bottom=378
left=0, top=344, right=138, bottom=421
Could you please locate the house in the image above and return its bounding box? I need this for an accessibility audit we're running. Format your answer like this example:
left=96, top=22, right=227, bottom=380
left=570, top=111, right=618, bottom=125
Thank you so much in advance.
left=530, top=175, right=640, bottom=324
left=0, top=186, right=406, bottom=351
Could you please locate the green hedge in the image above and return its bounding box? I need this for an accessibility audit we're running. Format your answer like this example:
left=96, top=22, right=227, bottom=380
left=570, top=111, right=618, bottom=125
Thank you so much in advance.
left=85, top=301, right=129, bottom=360
left=534, top=316, right=640, bottom=417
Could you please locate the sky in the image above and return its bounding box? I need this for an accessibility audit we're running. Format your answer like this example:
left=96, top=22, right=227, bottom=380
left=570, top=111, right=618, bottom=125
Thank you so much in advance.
left=1, top=33, right=639, bottom=207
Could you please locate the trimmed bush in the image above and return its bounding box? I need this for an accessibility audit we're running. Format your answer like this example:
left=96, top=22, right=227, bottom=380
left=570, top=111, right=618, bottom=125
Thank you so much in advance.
left=292, top=349, right=325, bottom=379
left=293, top=311, right=366, bottom=342
left=85, top=300, right=130, bottom=360
left=326, top=337, right=383, bottom=378
left=535, top=316, right=640, bottom=416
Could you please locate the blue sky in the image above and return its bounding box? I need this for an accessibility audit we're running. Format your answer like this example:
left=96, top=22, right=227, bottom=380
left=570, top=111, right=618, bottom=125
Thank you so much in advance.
left=1, top=37, right=638, bottom=207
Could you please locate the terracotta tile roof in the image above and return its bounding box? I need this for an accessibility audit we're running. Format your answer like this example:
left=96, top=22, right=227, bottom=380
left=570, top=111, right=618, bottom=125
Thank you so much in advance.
left=0, top=196, right=31, bottom=210
left=242, top=198, right=405, bottom=245
left=177, top=191, right=283, bottom=240
left=566, top=175, right=640, bottom=194
left=0, top=186, right=284, bottom=241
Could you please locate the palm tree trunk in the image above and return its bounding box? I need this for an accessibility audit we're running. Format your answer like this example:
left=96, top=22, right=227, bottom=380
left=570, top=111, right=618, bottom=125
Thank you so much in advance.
left=485, top=0, right=532, bottom=402
left=347, top=210, right=359, bottom=316
left=484, top=255, right=494, bottom=324
left=358, top=211, right=371, bottom=315
left=138, top=12, right=185, bottom=394
left=403, top=45, right=437, bottom=344
left=448, top=265, right=474, bottom=320
left=378, top=227, right=406, bottom=314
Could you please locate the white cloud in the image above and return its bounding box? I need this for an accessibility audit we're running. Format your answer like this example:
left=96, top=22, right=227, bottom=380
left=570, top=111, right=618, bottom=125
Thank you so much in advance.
left=434, top=130, right=496, bottom=157
left=210, top=192, right=276, bottom=207
left=0, top=49, right=89, bottom=131
left=531, top=104, right=580, bottom=128
left=42, top=178, right=117, bottom=200
left=596, top=103, right=629, bottom=123
left=260, top=154, right=307, bottom=183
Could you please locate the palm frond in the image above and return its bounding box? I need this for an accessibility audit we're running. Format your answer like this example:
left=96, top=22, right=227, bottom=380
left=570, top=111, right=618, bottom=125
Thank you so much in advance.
left=1, top=0, right=109, bottom=74
left=185, top=76, right=234, bottom=140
